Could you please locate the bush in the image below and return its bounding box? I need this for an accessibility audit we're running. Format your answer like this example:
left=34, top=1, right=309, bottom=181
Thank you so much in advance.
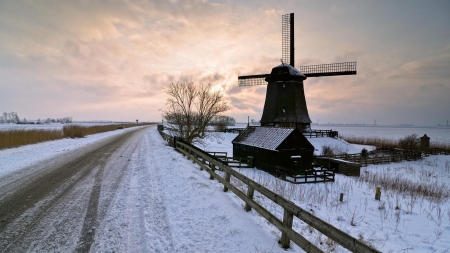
left=321, top=145, right=334, bottom=156
left=361, top=148, right=368, bottom=158
left=398, top=134, right=420, bottom=151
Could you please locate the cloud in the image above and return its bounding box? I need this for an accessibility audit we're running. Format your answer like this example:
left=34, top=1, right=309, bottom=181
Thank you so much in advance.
left=0, top=1, right=449, bottom=124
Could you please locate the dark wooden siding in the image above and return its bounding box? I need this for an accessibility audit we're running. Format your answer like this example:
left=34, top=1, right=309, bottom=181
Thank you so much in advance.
left=233, top=128, right=315, bottom=175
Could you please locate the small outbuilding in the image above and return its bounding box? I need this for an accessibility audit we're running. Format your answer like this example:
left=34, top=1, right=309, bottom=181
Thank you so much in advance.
left=232, top=126, right=314, bottom=175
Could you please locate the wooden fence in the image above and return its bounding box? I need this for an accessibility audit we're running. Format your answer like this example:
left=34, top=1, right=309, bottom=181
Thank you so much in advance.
left=318, top=150, right=423, bottom=167
left=302, top=130, right=339, bottom=138
left=158, top=130, right=175, bottom=147
left=428, top=147, right=450, bottom=155
left=208, top=152, right=252, bottom=168
left=158, top=130, right=380, bottom=252
left=280, top=167, right=335, bottom=184
left=224, top=128, right=245, bottom=133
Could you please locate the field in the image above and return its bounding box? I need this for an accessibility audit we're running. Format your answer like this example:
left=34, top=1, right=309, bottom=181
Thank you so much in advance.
left=199, top=131, right=450, bottom=252
left=0, top=123, right=155, bottom=150
left=2, top=123, right=450, bottom=251
left=313, top=124, right=450, bottom=144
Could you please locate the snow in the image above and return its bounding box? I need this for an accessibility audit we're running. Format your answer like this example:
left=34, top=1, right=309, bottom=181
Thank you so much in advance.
left=200, top=130, right=365, bottom=156
left=0, top=127, right=140, bottom=178
left=313, top=124, right=450, bottom=144
left=307, top=137, right=362, bottom=155
left=198, top=132, right=450, bottom=252
left=1, top=126, right=450, bottom=252
left=0, top=126, right=298, bottom=252
left=275, top=63, right=306, bottom=77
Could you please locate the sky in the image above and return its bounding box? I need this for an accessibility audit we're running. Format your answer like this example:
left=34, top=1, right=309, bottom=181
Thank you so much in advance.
left=0, top=0, right=449, bottom=125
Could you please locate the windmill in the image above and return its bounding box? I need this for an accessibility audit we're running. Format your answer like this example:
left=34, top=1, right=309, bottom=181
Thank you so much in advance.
left=238, top=13, right=357, bottom=131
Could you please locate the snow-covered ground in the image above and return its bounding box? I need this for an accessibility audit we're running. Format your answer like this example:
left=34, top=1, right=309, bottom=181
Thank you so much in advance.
left=0, top=126, right=300, bottom=252
left=0, top=126, right=138, bottom=177
left=2, top=126, right=450, bottom=252
left=312, top=124, right=450, bottom=144
left=199, top=132, right=450, bottom=252
left=228, top=123, right=450, bottom=144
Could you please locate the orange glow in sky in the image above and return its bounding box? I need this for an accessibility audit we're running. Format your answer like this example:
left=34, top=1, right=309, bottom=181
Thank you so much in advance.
left=1, top=0, right=449, bottom=125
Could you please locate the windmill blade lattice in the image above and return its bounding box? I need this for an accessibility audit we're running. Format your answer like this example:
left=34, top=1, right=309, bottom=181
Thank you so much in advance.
left=238, top=74, right=269, bottom=86
left=298, top=62, right=357, bottom=77
left=282, top=13, right=294, bottom=67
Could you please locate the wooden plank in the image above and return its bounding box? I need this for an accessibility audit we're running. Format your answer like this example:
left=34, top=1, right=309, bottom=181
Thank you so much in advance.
left=210, top=164, right=215, bottom=180
left=280, top=209, right=294, bottom=248
left=245, top=186, right=255, bottom=212
left=224, top=172, right=231, bottom=192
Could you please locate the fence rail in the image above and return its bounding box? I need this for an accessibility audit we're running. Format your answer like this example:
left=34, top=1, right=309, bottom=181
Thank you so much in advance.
left=224, top=128, right=245, bottom=133
left=317, top=149, right=423, bottom=167
left=158, top=129, right=380, bottom=252
left=158, top=129, right=175, bottom=147
left=302, top=130, right=339, bottom=138
left=428, top=147, right=450, bottom=155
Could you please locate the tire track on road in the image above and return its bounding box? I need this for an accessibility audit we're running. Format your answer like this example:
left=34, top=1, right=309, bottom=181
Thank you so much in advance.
left=0, top=127, right=150, bottom=252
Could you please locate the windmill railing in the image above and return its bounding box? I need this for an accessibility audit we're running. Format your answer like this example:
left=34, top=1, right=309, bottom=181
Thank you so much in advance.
left=158, top=129, right=380, bottom=252
left=299, top=62, right=357, bottom=77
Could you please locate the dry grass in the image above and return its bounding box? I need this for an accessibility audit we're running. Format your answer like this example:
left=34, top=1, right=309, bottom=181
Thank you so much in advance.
left=341, top=134, right=450, bottom=150
left=0, top=123, right=155, bottom=150
left=340, top=135, right=398, bottom=149
left=63, top=123, right=154, bottom=138
left=0, top=129, right=63, bottom=150
left=358, top=169, right=450, bottom=202
left=63, top=124, right=122, bottom=138
left=430, top=141, right=450, bottom=150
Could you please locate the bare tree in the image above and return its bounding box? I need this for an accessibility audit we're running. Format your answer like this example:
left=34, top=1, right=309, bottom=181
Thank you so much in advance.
left=162, top=81, right=229, bottom=143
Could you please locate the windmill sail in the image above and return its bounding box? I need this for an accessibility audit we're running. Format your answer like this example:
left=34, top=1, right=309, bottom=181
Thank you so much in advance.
left=238, top=61, right=357, bottom=86
left=238, top=74, right=269, bottom=87
left=282, top=13, right=294, bottom=67
left=299, top=62, right=357, bottom=77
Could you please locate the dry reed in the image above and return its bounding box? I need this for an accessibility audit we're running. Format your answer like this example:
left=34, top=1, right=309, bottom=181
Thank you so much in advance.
left=0, top=123, right=155, bottom=150
left=340, top=135, right=398, bottom=149
left=341, top=134, right=450, bottom=151
left=62, top=124, right=151, bottom=138
left=0, top=129, right=63, bottom=150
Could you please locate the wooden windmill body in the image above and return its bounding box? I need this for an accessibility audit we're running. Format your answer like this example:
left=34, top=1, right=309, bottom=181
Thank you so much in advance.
left=238, top=13, right=357, bottom=131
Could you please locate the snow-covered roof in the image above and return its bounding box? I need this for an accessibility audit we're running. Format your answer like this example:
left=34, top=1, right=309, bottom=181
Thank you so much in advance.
left=275, top=64, right=306, bottom=78
left=232, top=127, right=294, bottom=151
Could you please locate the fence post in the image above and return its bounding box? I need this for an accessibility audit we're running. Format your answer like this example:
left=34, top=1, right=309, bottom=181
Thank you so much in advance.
left=209, top=164, right=215, bottom=180
left=375, top=187, right=381, bottom=200
left=223, top=171, right=231, bottom=192
left=280, top=209, right=294, bottom=248
left=244, top=186, right=255, bottom=212
left=340, top=193, right=344, bottom=202
left=200, top=155, right=204, bottom=170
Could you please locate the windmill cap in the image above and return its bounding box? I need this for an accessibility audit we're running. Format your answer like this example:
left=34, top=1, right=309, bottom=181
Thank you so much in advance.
left=265, top=64, right=307, bottom=83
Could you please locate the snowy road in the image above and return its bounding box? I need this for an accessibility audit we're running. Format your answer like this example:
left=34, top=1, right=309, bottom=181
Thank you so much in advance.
left=0, top=126, right=291, bottom=253
left=0, top=126, right=152, bottom=252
